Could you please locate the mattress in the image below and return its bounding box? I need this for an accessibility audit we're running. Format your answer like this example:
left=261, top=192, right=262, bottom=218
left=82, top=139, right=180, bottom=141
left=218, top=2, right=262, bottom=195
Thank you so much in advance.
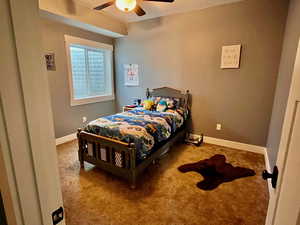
left=84, top=107, right=188, bottom=161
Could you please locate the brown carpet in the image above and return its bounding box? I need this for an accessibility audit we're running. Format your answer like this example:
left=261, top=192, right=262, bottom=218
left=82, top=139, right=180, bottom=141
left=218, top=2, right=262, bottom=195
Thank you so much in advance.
left=57, top=141, right=269, bottom=225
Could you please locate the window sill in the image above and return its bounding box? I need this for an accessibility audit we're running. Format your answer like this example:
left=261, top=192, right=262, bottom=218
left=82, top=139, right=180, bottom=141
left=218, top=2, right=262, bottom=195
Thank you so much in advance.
left=70, top=95, right=115, bottom=106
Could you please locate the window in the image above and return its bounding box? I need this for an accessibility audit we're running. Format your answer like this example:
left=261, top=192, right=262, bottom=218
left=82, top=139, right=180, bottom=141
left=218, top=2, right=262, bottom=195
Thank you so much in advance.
left=65, top=35, right=114, bottom=106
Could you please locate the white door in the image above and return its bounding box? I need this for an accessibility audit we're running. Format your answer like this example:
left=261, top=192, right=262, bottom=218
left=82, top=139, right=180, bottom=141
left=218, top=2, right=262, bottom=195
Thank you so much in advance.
left=265, top=39, right=300, bottom=225
left=0, top=0, right=65, bottom=224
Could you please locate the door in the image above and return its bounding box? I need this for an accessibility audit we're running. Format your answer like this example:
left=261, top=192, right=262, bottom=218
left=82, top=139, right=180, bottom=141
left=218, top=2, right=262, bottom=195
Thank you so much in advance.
left=265, top=39, right=300, bottom=225
left=0, top=0, right=65, bottom=224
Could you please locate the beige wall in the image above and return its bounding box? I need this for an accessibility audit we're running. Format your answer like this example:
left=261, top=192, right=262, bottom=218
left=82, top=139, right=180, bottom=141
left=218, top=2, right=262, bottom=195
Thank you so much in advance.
left=267, top=0, right=300, bottom=167
left=115, top=0, right=288, bottom=146
left=41, top=18, right=116, bottom=138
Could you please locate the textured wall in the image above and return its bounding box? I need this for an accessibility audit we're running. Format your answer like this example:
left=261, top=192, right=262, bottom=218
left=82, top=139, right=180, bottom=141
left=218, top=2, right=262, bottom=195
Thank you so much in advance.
left=41, top=18, right=116, bottom=138
left=115, top=0, right=288, bottom=146
left=267, top=0, right=300, bottom=167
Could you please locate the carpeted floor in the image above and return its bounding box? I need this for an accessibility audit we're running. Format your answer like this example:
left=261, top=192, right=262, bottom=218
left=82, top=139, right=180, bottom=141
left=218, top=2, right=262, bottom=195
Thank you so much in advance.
left=57, top=141, right=269, bottom=225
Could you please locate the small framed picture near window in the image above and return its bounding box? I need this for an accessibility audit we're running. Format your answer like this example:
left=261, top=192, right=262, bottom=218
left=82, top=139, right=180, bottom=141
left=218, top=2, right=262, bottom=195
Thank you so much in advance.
left=124, top=64, right=139, bottom=86
left=221, top=44, right=242, bottom=69
left=45, top=53, right=56, bottom=71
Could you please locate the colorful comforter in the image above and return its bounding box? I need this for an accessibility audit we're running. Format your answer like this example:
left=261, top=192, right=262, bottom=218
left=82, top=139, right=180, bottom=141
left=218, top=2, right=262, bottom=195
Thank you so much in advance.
left=85, top=108, right=188, bottom=160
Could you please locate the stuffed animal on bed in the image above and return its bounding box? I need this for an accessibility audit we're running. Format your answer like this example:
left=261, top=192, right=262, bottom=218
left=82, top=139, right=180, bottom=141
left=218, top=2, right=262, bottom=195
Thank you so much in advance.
left=143, top=100, right=154, bottom=110
left=156, top=100, right=168, bottom=112
left=152, top=97, right=179, bottom=109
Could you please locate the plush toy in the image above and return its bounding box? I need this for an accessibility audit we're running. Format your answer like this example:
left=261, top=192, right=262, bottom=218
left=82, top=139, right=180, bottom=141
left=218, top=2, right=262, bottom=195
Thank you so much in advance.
left=143, top=100, right=154, bottom=110
left=156, top=100, right=168, bottom=112
left=152, top=97, right=179, bottom=109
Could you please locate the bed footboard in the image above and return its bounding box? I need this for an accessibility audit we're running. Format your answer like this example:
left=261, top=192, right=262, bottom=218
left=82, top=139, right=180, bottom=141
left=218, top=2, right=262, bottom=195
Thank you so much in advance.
left=77, top=129, right=137, bottom=188
left=77, top=124, right=187, bottom=189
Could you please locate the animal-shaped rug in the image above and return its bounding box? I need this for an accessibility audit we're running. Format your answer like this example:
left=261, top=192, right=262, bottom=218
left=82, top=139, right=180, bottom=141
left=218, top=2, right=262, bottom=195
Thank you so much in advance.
left=178, top=154, right=255, bottom=190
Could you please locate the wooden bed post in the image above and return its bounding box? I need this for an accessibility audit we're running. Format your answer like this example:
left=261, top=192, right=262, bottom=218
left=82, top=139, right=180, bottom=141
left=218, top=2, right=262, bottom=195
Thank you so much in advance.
left=130, top=174, right=137, bottom=189
left=146, top=88, right=150, bottom=99
left=77, top=128, right=84, bottom=169
left=184, top=90, right=190, bottom=140
left=129, top=143, right=137, bottom=189
left=185, top=90, right=190, bottom=112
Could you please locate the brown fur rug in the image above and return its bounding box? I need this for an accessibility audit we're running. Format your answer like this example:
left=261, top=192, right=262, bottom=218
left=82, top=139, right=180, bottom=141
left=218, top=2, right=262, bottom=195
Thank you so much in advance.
left=178, top=154, right=256, bottom=190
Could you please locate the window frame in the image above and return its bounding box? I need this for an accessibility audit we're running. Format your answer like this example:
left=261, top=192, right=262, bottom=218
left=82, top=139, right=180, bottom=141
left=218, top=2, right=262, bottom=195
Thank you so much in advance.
left=64, top=35, right=115, bottom=106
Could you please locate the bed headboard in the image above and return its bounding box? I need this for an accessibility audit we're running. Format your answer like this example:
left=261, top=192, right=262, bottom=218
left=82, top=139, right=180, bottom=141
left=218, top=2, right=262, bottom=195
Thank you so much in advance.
left=146, top=87, right=190, bottom=110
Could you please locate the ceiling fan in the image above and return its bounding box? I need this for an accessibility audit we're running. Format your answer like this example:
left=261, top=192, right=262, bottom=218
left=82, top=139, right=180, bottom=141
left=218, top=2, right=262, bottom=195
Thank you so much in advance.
left=94, top=0, right=175, bottom=16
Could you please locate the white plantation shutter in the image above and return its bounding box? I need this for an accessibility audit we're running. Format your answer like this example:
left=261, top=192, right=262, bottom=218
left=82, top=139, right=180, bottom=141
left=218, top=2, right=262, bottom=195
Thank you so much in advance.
left=70, top=45, right=107, bottom=99
left=87, top=49, right=106, bottom=96
left=70, top=46, right=88, bottom=99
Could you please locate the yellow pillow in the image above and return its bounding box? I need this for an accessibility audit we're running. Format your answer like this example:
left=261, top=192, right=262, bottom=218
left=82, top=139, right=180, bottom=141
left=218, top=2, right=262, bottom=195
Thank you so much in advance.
left=143, top=100, right=154, bottom=110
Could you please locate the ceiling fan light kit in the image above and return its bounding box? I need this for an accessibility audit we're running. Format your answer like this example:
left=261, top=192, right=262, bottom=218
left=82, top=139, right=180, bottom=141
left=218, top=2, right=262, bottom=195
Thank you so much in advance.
left=116, top=0, right=137, bottom=12
left=94, top=0, right=175, bottom=16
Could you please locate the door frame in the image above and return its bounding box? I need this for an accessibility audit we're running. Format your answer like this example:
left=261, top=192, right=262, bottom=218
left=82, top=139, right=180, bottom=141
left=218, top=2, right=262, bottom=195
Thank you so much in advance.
left=0, top=0, right=65, bottom=224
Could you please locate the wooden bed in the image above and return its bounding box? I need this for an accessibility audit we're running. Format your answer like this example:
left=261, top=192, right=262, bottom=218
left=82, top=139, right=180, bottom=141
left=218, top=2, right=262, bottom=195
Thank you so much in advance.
left=77, top=87, right=190, bottom=188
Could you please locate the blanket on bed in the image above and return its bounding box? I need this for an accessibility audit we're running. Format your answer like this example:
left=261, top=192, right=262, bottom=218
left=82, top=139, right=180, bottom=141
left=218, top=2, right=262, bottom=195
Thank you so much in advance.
left=85, top=108, right=187, bottom=160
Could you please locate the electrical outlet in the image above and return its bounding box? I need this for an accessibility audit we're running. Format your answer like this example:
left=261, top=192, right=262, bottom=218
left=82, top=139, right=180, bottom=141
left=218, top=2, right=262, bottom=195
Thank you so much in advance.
left=216, top=123, right=222, bottom=131
left=82, top=116, right=87, bottom=123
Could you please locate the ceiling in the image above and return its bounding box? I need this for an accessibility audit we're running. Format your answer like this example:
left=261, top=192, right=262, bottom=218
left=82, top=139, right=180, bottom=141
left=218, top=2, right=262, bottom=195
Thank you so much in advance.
left=75, top=0, right=243, bottom=23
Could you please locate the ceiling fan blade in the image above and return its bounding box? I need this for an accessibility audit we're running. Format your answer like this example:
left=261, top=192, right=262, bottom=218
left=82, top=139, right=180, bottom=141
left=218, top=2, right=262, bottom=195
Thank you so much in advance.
left=134, top=5, right=146, bottom=16
left=143, top=0, right=174, bottom=2
left=94, top=1, right=114, bottom=10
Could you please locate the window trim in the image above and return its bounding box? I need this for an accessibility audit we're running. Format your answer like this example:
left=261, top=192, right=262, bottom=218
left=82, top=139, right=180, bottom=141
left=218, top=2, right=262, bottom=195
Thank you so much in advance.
left=64, top=35, right=115, bottom=106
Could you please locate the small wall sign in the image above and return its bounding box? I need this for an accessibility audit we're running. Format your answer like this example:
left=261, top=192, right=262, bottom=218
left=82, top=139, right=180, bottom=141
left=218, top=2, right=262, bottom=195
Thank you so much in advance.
left=221, top=44, right=242, bottom=69
left=124, top=64, right=139, bottom=86
left=45, top=53, right=56, bottom=71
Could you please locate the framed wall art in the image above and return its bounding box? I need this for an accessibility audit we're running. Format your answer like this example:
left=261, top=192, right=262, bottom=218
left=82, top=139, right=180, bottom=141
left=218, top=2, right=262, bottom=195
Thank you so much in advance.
left=124, top=64, right=139, bottom=86
left=221, top=44, right=242, bottom=69
left=45, top=53, right=56, bottom=71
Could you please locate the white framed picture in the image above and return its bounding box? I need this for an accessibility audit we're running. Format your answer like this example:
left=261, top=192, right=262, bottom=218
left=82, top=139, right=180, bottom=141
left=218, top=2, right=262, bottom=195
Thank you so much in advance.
left=124, top=64, right=139, bottom=86
left=221, top=44, right=242, bottom=69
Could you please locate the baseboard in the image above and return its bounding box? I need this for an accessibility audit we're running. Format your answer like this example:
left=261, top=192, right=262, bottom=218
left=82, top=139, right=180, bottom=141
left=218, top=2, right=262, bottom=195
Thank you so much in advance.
left=204, top=136, right=266, bottom=154
left=55, top=133, right=77, bottom=146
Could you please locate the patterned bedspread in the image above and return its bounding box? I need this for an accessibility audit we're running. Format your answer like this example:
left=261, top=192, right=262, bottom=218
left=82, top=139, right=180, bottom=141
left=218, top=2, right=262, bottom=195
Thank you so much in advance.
left=85, top=108, right=188, bottom=160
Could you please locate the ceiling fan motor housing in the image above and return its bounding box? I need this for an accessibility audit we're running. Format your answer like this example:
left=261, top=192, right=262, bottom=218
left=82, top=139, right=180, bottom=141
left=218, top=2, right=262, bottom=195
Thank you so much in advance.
left=94, top=0, right=175, bottom=16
